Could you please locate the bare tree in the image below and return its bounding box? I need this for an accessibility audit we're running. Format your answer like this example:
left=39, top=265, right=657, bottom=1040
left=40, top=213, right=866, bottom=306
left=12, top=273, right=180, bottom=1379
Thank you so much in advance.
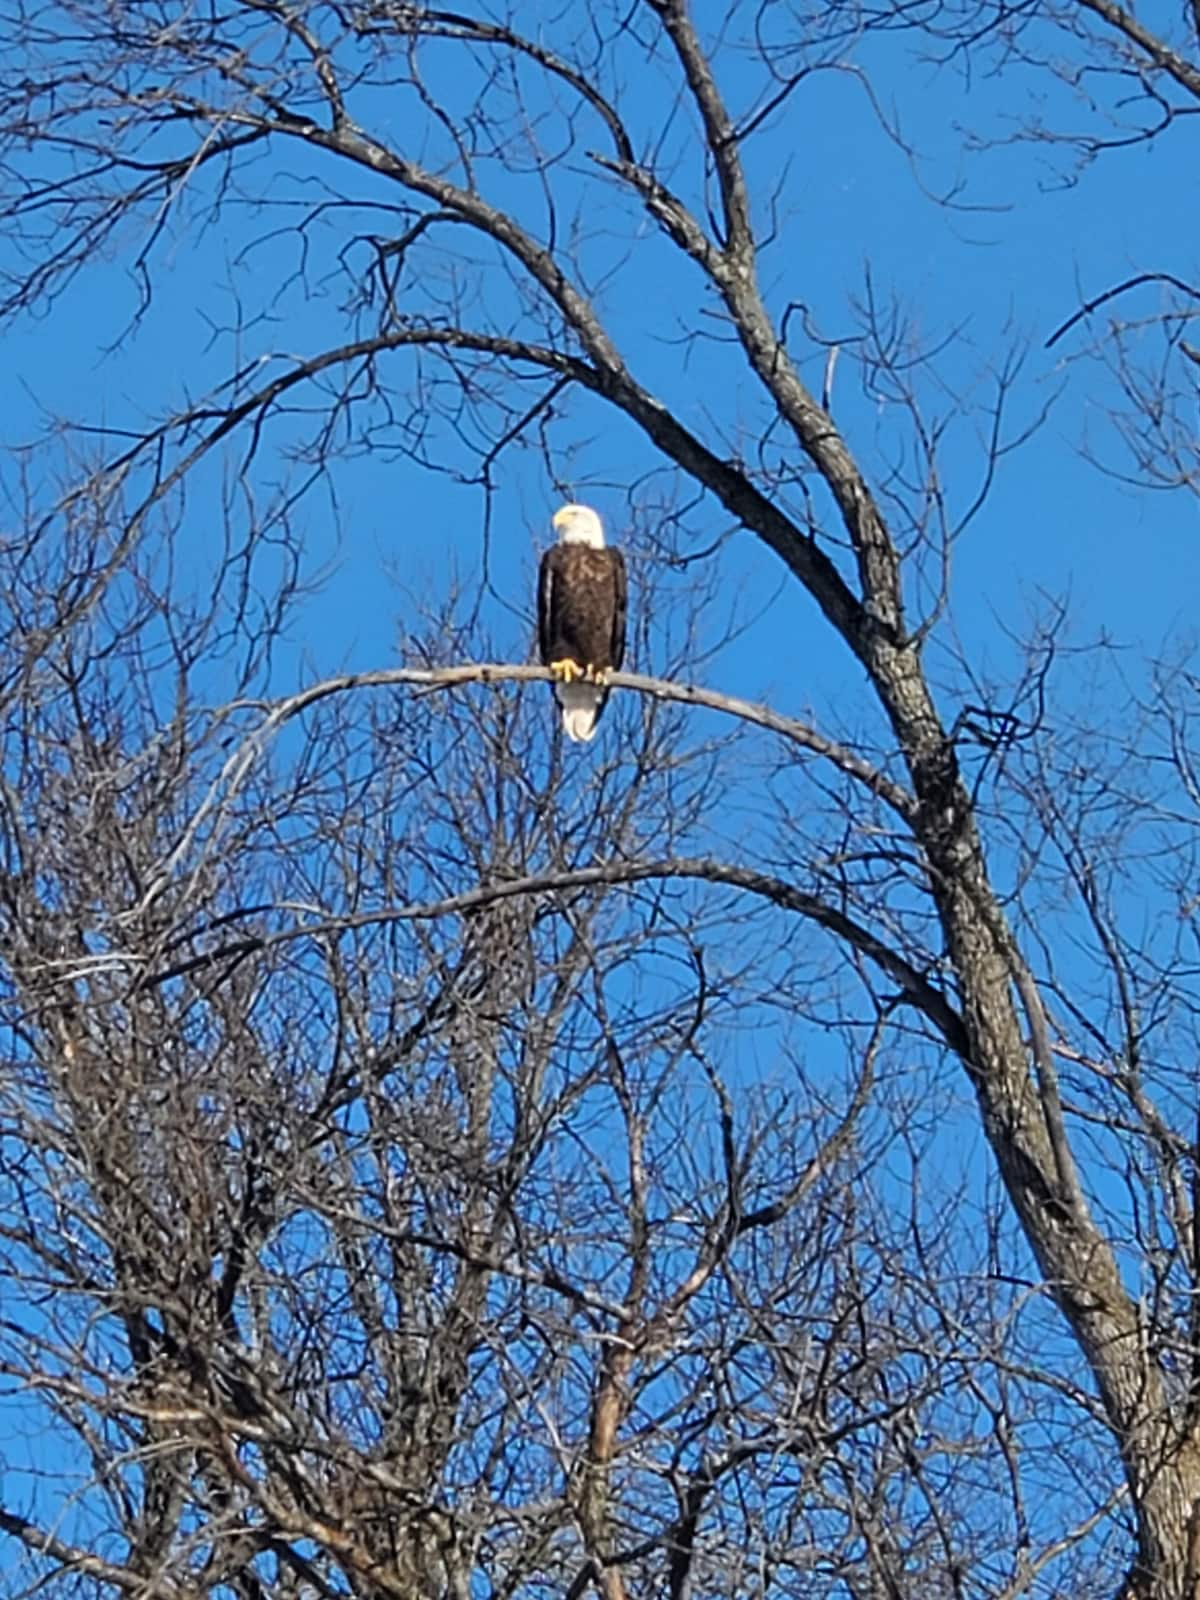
left=1, top=1, right=1198, bottom=1597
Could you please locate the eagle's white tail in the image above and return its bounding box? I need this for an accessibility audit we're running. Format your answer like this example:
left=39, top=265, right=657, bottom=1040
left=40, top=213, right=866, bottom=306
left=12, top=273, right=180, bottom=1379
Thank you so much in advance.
left=557, top=681, right=603, bottom=742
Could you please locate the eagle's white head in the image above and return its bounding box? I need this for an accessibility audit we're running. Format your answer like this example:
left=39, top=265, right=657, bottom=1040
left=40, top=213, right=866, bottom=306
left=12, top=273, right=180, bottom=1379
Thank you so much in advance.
left=552, top=502, right=605, bottom=549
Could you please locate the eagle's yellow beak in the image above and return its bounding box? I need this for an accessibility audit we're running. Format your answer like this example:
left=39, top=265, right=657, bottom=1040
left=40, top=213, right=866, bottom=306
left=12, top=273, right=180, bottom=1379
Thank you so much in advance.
left=551, top=508, right=570, bottom=532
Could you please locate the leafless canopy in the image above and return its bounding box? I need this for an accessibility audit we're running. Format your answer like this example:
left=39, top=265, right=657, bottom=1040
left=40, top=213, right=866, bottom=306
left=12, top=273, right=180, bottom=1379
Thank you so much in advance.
left=1, top=2, right=1199, bottom=1598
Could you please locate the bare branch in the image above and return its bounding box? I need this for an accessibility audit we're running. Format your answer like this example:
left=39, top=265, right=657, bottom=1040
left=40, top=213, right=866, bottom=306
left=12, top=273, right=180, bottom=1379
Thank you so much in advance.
left=1072, top=0, right=1200, bottom=102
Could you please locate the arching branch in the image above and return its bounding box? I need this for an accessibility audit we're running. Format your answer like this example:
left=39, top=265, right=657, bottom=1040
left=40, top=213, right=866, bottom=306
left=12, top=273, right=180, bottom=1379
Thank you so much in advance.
left=136, top=661, right=914, bottom=917
left=146, top=854, right=966, bottom=1060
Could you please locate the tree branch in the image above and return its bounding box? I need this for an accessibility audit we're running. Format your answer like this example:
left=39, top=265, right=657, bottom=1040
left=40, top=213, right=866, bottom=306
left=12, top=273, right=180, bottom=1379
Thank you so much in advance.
left=1072, top=0, right=1200, bottom=102
left=241, top=112, right=869, bottom=646
left=146, top=855, right=967, bottom=1060
left=30, top=327, right=598, bottom=681
left=135, top=661, right=914, bottom=917
left=0, top=1507, right=191, bottom=1600
left=1045, top=272, right=1200, bottom=351
left=646, top=0, right=753, bottom=263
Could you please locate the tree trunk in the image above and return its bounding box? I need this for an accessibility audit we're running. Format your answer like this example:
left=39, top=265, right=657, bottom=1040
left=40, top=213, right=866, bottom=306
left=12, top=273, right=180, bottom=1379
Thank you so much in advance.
left=1118, top=1444, right=1200, bottom=1599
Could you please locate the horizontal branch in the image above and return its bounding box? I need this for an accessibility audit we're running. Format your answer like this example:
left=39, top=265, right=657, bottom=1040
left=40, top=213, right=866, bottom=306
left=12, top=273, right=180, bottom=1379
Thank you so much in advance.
left=148, top=855, right=967, bottom=1060
left=137, top=661, right=913, bottom=915
left=304, top=664, right=909, bottom=800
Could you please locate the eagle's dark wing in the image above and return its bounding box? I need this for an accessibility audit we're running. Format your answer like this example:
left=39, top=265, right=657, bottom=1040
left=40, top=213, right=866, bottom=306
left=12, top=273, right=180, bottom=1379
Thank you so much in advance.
left=609, top=549, right=628, bottom=673
left=537, top=547, right=559, bottom=665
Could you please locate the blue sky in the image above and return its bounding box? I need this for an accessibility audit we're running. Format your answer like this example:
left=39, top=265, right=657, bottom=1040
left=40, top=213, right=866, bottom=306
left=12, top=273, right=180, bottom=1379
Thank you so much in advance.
left=4, top=4, right=1196, bottom=708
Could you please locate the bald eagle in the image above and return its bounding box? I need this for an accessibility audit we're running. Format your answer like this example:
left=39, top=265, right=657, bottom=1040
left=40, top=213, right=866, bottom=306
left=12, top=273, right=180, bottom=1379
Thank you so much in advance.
left=538, top=504, right=627, bottom=742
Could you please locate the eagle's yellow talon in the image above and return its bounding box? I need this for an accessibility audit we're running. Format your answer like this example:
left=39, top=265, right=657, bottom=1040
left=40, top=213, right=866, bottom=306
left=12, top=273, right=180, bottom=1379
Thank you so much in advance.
left=550, top=657, right=583, bottom=683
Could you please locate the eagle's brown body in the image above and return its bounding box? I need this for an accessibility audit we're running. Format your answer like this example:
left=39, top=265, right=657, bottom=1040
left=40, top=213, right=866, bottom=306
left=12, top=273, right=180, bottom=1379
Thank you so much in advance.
left=538, top=542, right=627, bottom=741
